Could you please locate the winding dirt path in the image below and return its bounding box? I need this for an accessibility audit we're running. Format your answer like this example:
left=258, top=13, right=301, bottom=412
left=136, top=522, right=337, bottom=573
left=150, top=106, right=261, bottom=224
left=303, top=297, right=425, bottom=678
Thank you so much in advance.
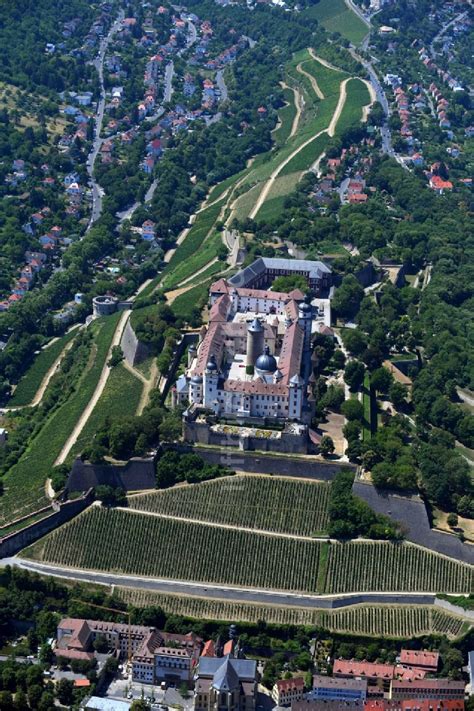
left=308, top=49, right=343, bottom=73
left=328, top=78, right=349, bottom=136
left=296, top=62, right=324, bottom=100
left=360, top=78, right=377, bottom=122
left=278, top=82, right=302, bottom=139
left=30, top=336, right=78, bottom=408
left=250, top=78, right=349, bottom=219
left=136, top=360, right=158, bottom=416
left=54, top=309, right=131, bottom=466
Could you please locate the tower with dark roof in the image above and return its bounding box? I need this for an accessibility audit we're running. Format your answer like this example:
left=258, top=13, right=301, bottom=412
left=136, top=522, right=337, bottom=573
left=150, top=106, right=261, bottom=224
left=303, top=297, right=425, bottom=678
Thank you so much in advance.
left=246, top=317, right=264, bottom=368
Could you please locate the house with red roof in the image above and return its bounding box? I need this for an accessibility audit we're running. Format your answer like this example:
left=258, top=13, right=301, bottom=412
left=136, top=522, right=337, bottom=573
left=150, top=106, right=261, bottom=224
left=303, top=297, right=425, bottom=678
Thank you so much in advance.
left=429, top=175, right=453, bottom=193
left=398, top=650, right=439, bottom=673
left=272, top=677, right=305, bottom=706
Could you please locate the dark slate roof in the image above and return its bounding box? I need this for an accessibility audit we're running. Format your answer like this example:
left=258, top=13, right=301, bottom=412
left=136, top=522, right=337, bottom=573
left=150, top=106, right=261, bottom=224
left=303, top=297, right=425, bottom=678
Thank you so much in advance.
left=228, top=257, right=331, bottom=288
left=197, top=656, right=257, bottom=683
left=212, top=658, right=241, bottom=692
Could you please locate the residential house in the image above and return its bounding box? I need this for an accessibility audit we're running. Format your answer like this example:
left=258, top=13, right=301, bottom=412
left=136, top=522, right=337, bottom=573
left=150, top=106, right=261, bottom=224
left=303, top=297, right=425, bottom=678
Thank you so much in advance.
left=429, top=175, right=453, bottom=193
left=142, top=220, right=156, bottom=241
left=272, top=677, right=305, bottom=706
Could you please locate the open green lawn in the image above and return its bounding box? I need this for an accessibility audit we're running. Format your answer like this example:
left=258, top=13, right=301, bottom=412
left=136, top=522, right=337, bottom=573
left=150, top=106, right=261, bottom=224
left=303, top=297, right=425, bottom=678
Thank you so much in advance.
left=9, top=328, right=79, bottom=407
left=299, top=57, right=346, bottom=97
left=336, top=78, right=371, bottom=133
left=302, top=0, right=369, bottom=45
left=67, top=362, right=143, bottom=463
left=0, top=313, right=122, bottom=527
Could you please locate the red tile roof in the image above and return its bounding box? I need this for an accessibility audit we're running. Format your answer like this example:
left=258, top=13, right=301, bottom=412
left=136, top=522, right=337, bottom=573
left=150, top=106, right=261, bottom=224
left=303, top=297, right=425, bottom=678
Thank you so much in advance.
left=201, top=640, right=215, bottom=657
left=399, top=649, right=439, bottom=670
left=223, top=640, right=234, bottom=656
left=333, top=659, right=395, bottom=680
left=274, top=677, right=304, bottom=691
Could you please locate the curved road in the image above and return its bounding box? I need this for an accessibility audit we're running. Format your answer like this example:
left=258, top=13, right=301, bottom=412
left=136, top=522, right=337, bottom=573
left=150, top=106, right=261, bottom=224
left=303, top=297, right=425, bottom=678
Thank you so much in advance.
left=86, top=10, right=125, bottom=231
left=3, top=557, right=448, bottom=612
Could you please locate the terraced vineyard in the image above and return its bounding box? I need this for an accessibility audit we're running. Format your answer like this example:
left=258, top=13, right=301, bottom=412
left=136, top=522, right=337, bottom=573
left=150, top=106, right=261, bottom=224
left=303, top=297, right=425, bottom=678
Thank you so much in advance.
left=117, top=588, right=470, bottom=638
left=128, top=475, right=331, bottom=535
left=0, top=313, right=122, bottom=526
left=25, top=506, right=324, bottom=592
left=24, top=506, right=474, bottom=596
left=324, top=542, right=474, bottom=594
left=319, top=606, right=467, bottom=639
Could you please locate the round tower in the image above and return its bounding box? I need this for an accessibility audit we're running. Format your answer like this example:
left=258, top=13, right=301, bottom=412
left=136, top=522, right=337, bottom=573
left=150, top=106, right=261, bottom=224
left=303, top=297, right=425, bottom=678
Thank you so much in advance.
left=203, top=354, right=219, bottom=411
left=188, top=342, right=197, bottom=368
left=298, top=294, right=313, bottom=354
left=246, top=317, right=264, bottom=368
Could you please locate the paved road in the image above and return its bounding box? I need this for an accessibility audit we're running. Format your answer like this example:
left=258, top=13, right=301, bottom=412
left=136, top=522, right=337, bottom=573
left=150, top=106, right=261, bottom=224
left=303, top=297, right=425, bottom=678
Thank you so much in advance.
left=3, top=558, right=441, bottom=610
left=186, top=20, right=197, bottom=48
left=86, top=11, right=125, bottom=231
left=430, top=10, right=468, bottom=59
left=0, top=655, right=39, bottom=665
left=163, top=61, right=174, bottom=103
left=216, top=70, right=228, bottom=102
left=115, top=177, right=159, bottom=229
left=351, top=48, right=410, bottom=171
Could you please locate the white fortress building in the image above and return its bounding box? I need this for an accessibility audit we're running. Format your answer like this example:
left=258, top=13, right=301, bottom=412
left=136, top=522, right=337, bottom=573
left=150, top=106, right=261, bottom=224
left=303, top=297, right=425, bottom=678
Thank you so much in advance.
left=175, top=258, right=332, bottom=454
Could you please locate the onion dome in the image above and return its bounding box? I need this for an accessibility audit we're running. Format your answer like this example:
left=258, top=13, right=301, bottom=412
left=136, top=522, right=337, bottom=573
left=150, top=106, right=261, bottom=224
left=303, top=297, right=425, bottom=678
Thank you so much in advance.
left=255, top=346, right=277, bottom=374
left=206, top=354, right=218, bottom=372
left=298, top=293, right=312, bottom=313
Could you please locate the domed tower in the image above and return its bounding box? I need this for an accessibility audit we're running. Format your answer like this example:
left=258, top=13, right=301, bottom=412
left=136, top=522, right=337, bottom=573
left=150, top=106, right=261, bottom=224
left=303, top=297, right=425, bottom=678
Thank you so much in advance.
left=255, top=345, right=277, bottom=377
left=298, top=294, right=313, bottom=348
left=187, top=342, right=197, bottom=368
left=189, top=373, right=203, bottom=405
left=246, top=317, right=264, bottom=368
left=203, top=354, right=219, bottom=411
left=288, top=374, right=304, bottom=420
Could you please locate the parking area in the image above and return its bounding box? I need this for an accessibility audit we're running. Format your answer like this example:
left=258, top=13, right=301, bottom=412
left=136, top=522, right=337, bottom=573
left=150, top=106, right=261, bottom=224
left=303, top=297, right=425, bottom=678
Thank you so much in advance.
left=105, top=677, right=194, bottom=710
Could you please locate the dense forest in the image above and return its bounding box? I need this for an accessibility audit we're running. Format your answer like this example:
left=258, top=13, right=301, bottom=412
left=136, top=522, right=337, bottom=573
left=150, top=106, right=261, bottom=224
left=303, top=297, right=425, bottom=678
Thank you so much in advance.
left=0, top=0, right=98, bottom=93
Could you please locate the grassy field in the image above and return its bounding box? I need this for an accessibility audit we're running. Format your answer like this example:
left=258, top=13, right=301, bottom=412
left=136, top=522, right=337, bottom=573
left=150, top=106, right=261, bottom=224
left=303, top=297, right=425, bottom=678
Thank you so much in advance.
left=129, top=475, right=331, bottom=535
left=67, top=363, right=144, bottom=462
left=9, top=329, right=79, bottom=407
left=24, top=506, right=474, bottom=594
left=302, top=0, right=369, bottom=45
left=116, top=587, right=470, bottom=638
left=0, top=313, right=122, bottom=526
left=336, top=78, right=371, bottom=133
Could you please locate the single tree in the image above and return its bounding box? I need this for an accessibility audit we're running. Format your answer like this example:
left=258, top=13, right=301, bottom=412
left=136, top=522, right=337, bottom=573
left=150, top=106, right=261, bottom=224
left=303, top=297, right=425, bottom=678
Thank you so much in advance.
left=320, top=435, right=335, bottom=457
